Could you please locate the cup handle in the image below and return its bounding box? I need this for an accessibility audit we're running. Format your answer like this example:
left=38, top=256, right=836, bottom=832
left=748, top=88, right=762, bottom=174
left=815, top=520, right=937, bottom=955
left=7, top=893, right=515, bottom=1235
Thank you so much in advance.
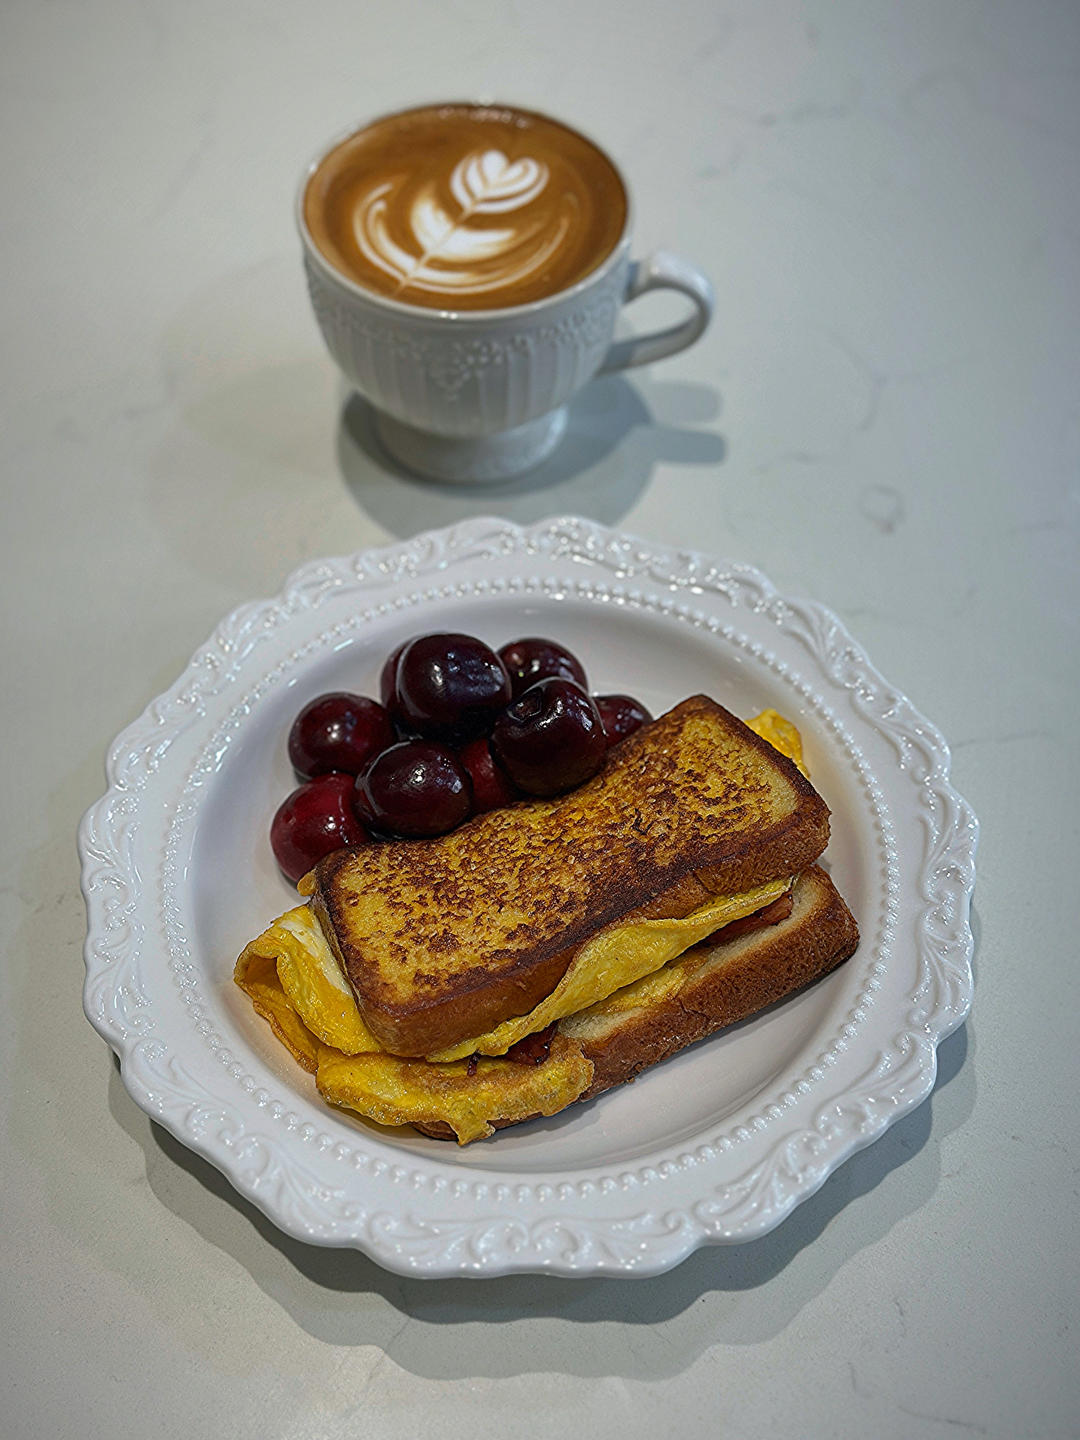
left=598, top=250, right=715, bottom=374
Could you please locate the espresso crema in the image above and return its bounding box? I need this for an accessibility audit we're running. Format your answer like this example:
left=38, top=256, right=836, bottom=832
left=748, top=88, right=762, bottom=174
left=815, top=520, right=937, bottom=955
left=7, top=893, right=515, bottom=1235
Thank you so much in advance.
left=304, top=103, right=628, bottom=310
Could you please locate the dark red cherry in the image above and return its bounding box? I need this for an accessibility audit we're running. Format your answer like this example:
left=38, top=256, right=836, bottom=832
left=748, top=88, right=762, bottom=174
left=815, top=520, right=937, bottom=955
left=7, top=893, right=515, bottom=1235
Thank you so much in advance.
left=459, top=737, right=519, bottom=813
left=490, top=678, right=606, bottom=796
left=594, top=693, right=652, bottom=748
left=379, top=640, right=414, bottom=732
left=498, top=637, right=587, bottom=699
left=270, top=772, right=370, bottom=884
left=355, top=740, right=472, bottom=837
left=379, top=643, right=407, bottom=709
left=287, top=692, right=395, bottom=779
left=394, top=633, right=511, bottom=741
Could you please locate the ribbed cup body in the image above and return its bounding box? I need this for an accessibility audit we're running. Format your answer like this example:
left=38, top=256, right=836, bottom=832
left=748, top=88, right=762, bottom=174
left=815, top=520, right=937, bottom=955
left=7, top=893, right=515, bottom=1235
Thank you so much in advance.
left=302, top=242, right=630, bottom=438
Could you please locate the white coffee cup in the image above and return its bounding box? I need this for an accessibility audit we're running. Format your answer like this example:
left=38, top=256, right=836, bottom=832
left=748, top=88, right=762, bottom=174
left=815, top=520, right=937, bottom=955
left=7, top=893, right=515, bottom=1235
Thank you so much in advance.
left=297, top=108, right=714, bottom=484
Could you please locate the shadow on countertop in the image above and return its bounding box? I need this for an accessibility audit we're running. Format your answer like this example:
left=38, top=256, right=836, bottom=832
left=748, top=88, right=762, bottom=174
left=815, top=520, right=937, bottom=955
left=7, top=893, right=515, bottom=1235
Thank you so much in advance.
left=132, top=1007, right=974, bottom=1381
left=335, top=373, right=727, bottom=537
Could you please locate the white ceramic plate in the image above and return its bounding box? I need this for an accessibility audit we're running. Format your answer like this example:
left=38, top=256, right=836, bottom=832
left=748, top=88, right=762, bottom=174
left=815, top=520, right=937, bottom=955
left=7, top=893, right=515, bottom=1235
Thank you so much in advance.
left=80, top=516, right=977, bottom=1277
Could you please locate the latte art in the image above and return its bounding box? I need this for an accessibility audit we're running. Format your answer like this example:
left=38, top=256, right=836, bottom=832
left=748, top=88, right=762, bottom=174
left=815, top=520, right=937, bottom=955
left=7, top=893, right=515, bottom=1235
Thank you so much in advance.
left=354, top=149, right=571, bottom=300
left=304, top=104, right=627, bottom=310
left=450, top=150, right=548, bottom=214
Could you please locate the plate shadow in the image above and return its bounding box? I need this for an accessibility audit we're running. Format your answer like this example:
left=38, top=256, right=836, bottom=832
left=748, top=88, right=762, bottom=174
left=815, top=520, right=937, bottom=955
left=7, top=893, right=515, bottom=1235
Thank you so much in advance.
left=131, top=1022, right=973, bottom=1379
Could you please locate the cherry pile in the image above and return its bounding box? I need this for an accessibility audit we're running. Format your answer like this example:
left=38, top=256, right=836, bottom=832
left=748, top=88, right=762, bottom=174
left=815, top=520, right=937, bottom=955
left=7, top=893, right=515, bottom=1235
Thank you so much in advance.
left=270, top=632, right=651, bottom=883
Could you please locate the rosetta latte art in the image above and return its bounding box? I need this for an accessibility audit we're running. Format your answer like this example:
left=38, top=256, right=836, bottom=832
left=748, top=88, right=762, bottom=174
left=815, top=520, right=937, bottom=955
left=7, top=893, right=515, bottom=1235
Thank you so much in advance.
left=353, top=149, right=573, bottom=301
left=305, top=104, right=628, bottom=309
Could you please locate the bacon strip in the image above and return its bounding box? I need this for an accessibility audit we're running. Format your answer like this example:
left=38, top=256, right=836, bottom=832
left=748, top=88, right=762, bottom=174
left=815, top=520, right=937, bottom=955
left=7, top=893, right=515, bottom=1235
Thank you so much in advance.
left=709, top=888, right=794, bottom=943
left=505, top=1022, right=558, bottom=1066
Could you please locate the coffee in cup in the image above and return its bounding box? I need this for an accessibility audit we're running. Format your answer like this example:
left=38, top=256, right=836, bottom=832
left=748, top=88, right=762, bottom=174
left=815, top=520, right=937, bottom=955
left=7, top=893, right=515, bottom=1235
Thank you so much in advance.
left=303, top=102, right=628, bottom=311
left=298, top=103, right=714, bottom=482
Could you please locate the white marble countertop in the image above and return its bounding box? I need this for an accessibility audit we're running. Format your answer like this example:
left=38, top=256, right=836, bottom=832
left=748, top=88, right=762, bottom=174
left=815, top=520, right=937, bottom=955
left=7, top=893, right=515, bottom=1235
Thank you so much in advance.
left=2, top=2, right=1077, bottom=1436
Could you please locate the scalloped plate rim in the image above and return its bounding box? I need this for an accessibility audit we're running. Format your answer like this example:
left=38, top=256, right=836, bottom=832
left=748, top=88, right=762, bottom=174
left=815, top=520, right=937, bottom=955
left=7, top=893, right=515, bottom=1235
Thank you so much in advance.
left=79, top=514, right=977, bottom=1276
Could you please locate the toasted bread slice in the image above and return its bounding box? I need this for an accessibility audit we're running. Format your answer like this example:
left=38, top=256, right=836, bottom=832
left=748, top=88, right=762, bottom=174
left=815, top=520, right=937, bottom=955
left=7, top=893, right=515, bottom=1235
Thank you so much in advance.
left=567, top=862, right=859, bottom=1099
left=308, top=696, right=831, bottom=1056
left=413, top=864, right=859, bottom=1139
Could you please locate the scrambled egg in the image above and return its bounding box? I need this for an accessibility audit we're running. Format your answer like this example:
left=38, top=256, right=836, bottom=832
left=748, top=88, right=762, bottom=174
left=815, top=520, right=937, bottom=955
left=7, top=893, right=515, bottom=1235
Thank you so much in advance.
left=746, top=707, right=808, bottom=776
left=234, top=709, right=807, bottom=1142
left=234, top=880, right=786, bottom=1141
left=426, top=875, right=790, bottom=1061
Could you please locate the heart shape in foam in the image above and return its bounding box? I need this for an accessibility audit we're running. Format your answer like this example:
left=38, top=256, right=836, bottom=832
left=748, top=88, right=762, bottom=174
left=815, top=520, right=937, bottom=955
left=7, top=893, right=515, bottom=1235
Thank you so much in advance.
left=450, top=149, right=549, bottom=214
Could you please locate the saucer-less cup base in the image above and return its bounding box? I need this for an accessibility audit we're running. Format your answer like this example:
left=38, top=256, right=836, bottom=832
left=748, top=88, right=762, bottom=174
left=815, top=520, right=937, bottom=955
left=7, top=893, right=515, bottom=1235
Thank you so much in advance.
left=375, top=407, right=569, bottom=483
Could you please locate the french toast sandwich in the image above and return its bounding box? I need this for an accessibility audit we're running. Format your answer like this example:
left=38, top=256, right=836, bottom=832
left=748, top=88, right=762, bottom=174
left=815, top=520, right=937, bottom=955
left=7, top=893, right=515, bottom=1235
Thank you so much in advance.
left=307, top=695, right=832, bottom=1057
left=236, top=695, right=859, bottom=1143
left=410, top=863, right=858, bottom=1138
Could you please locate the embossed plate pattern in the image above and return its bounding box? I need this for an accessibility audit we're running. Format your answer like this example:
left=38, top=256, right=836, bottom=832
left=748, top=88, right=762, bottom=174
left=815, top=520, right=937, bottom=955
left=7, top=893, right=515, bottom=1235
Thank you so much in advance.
left=79, top=516, right=977, bottom=1276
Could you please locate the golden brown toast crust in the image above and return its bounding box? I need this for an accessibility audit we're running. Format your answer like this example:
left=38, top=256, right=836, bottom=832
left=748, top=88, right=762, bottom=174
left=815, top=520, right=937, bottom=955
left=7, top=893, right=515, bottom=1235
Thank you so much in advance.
left=311, top=696, right=831, bottom=1056
left=571, top=862, right=859, bottom=1099
left=413, top=865, right=859, bottom=1138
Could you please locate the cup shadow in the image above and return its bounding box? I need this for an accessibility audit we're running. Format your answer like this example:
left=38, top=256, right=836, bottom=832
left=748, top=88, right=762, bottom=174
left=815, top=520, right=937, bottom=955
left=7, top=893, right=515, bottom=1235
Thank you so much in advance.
left=336, top=373, right=727, bottom=538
